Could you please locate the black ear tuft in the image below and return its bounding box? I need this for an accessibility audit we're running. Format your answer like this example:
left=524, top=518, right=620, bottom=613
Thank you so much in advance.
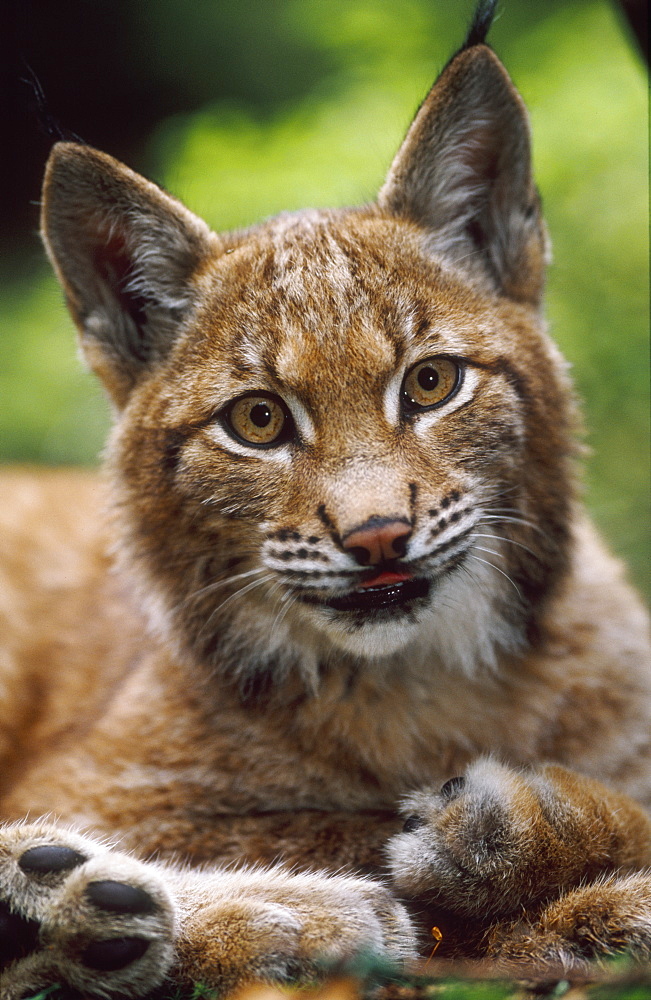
left=21, top=62, right=85, bottom=146
left=378, top=14, right=548, bottom=306
left=462, top=0, right=499, bottom=50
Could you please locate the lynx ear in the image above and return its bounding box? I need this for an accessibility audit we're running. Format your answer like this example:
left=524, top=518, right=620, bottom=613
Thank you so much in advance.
left=378, top=44, right=548, bottom=305
left=41, top=142, right=219, bottom=407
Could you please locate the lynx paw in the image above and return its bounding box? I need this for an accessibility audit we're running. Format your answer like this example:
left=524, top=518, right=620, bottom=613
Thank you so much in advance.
left=174, top=867, right=418, bottom=992
left=387, top=758, right=651, bottom=920
left=0, top=820, right=176, bottom=998
left=486, top=872, right=651, bottom=972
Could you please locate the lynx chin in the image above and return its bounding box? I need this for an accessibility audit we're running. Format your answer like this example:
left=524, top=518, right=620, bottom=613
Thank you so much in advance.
left=0, top=0, right=649, bottom=996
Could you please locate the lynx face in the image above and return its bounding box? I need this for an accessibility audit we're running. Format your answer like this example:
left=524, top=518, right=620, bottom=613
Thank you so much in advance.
left=41, top=44, right=577, bottom=686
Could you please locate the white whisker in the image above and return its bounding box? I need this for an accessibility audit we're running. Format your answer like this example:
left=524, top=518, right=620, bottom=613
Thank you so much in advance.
left=468, top=553, right=522, bottom=598
left=270, top=590, right=297, bottom=640
left=479, top=484, right=521, bottom=505
left=456, top=560, right=495, bottom=604
left=480, top=512, right=547, bottom=537
left=184, top=568, right=265, bottom=607
left=197, top=574, right=276, bottom=638
left=449, top=247, right=485, bottom=266
left=471, top=531, right=539, bottom=559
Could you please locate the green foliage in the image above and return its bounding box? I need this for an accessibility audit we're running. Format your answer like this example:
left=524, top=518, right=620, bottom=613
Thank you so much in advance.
left=16, top=954, right=651, bottom=1000
left=1, top=0, right=648, bottom=594
left=22, top=989, right=63, bottom=1000
left=0, top=262, right=108, bottom=465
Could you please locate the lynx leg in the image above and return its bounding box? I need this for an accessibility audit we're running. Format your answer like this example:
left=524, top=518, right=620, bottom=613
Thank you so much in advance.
left=486, top=872, right=651, bottom=973
left=170, top=866, right=417, bottom=993
left=1, top=821, right=417, bottom=997
left=387, top=759, right=651, bottom=919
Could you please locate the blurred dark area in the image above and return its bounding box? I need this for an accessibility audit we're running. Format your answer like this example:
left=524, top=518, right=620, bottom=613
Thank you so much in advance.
left=619, top=0, right=648, bottom=60
left=2, top=0, right=646, bottom=256
left=2, top=0, right=336, bottom=255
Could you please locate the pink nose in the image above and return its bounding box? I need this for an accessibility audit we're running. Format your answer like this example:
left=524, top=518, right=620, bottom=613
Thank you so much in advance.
left=342, top=518, right=412, bottom=566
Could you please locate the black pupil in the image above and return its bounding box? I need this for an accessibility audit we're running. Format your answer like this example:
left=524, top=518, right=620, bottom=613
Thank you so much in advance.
left=418, top=366, right=439, bottom=391
left=251, top=402, right=273, bottom=428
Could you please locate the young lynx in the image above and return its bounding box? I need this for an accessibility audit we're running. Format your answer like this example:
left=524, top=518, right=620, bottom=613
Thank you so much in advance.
left=1, top=2, right=649, bottom=996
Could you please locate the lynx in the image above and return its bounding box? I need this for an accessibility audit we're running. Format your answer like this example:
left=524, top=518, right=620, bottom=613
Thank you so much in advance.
left=1, top=2, right=650, bottom=996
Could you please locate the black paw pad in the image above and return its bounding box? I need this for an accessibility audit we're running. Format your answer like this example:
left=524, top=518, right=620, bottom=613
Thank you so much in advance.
left=86, top=880, right=157, bottom=914
left=402, top=815, right=425, bottom=833
left=0, top=900, right=39, bottom=966
left=19, top=844, right=87, bottom=874
left=440, top=775, right=466, bottom=800
left=82, top=936, right=149, bottom=971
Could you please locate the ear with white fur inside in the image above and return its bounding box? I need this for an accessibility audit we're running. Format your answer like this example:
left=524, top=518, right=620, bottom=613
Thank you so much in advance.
left=41, top=142, right=219, bottom=407
left=378, top=29, right=548, bottom=305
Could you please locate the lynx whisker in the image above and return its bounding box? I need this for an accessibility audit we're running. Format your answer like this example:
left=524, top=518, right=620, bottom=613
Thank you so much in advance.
left=149, top=547, right=258, bottom=573
left=472, top=544, right=504, bottom=559
left=457, top=560, right=492, bottom=599
left=471, top=531, right=539, bottom=559
left=468, top=552, right=523, bottom=599
left=197, top=574, right=276, bottom=638
left=269, top=590, right=298, bottom=641
left=183, top=567, right=266, bottom=609
left=449, top=246, right=485, bottom=266
left=478, top=484, right=521, bottom=505
left=479, top=511, right=548, bottom=537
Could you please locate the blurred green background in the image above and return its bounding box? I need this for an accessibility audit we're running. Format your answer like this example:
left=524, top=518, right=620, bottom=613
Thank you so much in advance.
left=1, top=0, right=649, bottom=596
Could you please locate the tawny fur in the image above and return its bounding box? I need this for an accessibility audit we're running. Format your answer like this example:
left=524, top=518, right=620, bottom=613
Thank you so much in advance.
left=0, top=22, right=649, bottom=1000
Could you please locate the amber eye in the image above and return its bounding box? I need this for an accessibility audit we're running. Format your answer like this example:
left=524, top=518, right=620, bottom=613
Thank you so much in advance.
left=401, top=357, right=462, bottom=412
left=224, top=394, right=291, bottom=447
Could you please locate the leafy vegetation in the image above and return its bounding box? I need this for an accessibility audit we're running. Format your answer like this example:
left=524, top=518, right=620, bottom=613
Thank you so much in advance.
left=19, top=954, right=651, bottom=1000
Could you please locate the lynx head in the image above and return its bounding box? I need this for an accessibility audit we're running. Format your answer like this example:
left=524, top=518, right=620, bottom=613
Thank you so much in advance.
left=41, top=5, right=578, bottom=692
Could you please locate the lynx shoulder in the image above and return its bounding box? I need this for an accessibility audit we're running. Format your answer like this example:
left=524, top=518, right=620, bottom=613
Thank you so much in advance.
left=0, top=1, right=649, bottom=994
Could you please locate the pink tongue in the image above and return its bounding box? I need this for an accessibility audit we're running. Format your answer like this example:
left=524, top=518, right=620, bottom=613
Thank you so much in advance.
left=358, top=570, right=411, bottom=589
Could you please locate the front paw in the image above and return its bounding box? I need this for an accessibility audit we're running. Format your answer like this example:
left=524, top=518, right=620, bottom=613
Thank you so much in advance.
left=173, top=867, right=417, bottom=991
left=0, top=820, right=176, bottom=999
left=487, top=872, right=651, bottom=972
left=387, top=759, right=651, bottom=920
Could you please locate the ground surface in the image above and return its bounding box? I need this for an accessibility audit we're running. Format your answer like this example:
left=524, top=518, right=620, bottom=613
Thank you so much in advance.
left=22, top=955, right=651, bottom=1000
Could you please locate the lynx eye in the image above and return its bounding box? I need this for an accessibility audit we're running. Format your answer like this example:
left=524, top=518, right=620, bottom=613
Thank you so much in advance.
left=401, top=356, right=462, bottom=412
left=224, top=394, right=291, bottom=447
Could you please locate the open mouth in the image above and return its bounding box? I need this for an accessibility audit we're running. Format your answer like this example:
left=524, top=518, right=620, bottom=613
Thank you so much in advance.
left=319, top=576, right=431, bottom=614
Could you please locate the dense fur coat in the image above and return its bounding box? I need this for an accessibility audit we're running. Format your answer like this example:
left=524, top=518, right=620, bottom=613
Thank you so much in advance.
left=1, top=4, right=650, bottom=996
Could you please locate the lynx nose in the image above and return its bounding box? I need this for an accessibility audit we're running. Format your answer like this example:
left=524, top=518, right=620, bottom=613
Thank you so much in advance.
left=342, top=517, right=412, bottom=566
